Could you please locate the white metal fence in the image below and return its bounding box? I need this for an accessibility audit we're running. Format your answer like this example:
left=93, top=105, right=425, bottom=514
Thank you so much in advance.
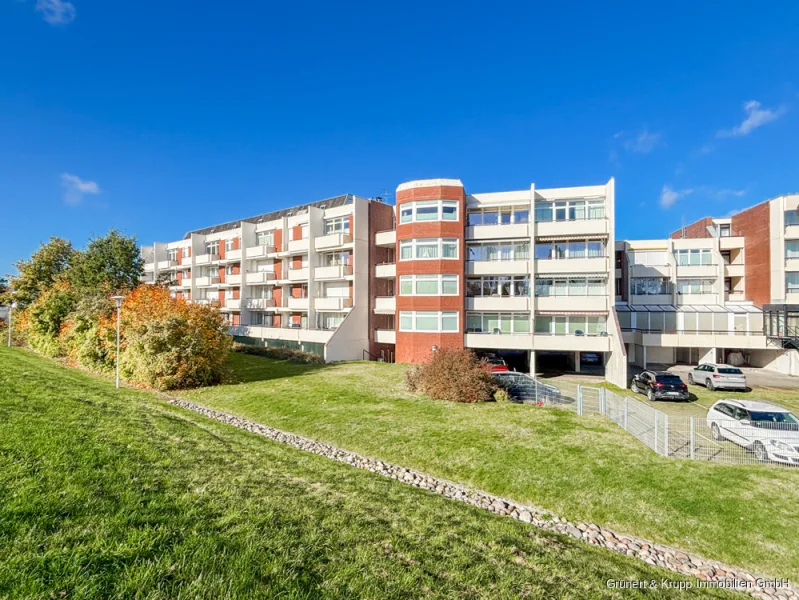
left=542, top=385, right=799, bottom=468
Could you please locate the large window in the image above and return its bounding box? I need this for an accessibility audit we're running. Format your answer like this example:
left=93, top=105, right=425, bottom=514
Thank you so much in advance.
left=631, top=277, right=670, bottom=295
left=674, top=249, right=713, bottom=266
left=322, top=251, right=350, bottom=266
left=399, top=200, right=459, bottom=224
left=467, top=241, right=529, bottom=262
left=324, top=216, right=350, bottom=234
left=399, top=311, right=459, bottom=332
left=785, top=210, right=799, bottom=227
left=466, top=276, right=529, bottom=297
left=534, top=198, right=605, bottom=222
left=787, top=242, right=799, bottom=259
left=629, top=250, right=668, bottom=266
left=535, top=239, right=605, bottom=259
left=467, top=206, right=530, bottom=226
left=205, top=241, right=220, bottom=256
left=399, top=274, right=459, bottom=296
left=787, top=273, right=799, bottom=294
left=167, top=248, right=179, bottom=262
left=317, top=313, right=344, bottom=330
left=535, top=278, right=606, bottom=296
left=256, top=231, right=274, bottom=247
left=399, top=238, right=458, bottom=260
left=676, top=279, right=714, bottom=295
left=534, top=315, right=606, bottom=335
left=466, top=312, right=530, bottom=334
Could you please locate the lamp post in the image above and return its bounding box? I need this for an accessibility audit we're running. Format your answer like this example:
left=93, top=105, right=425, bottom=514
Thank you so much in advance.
left=111, top=295, right=126, bottom=388
left=6, top=302, right=17, bottom=348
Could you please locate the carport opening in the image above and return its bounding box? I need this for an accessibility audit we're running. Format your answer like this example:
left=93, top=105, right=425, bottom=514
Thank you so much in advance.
left=474, top=350, right=528, bottom=373
left=537, top=351, right=606, bottom=377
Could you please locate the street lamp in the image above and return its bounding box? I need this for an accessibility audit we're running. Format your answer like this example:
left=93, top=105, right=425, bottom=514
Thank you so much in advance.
left=111, top=295, right=126, bottom=388
left=6, top=302, right=17, bottom=348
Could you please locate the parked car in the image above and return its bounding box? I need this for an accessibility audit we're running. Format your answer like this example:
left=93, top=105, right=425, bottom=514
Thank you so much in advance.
left=482, top=355, right=509, bottom=373
left=706, top=399, right=799, bottom=464
left=688, top=363, right=746, bottom=391
left=580, top=352, right=601, bottom=365
left=630, top=370, right=690, bottom=401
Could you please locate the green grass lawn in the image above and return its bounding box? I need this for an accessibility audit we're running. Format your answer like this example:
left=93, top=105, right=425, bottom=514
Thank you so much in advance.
left=0, top=347, right=739, bottom=599
left=179, top=352, right=799, bottom=582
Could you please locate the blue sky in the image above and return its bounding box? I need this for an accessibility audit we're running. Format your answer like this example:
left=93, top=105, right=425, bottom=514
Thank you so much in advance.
left=1, top=0, right=797, bottom=276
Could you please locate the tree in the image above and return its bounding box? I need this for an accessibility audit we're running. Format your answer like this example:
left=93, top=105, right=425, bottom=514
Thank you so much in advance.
left=69, top=230, right=144, bottom=294
left=0, top=277, right=9, bottom=306
left=25, top=281, right=77, bottom=356
left=9, top=238, right=75, bottom=307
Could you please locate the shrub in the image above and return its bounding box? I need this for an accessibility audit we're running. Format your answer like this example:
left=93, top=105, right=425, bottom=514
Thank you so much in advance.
left=25, top=281, right=77, bottom=356
left=232, top=342, right=324, bottom=365
left=404, top=365, right=422, bottom=392
left=413, top=348, right=497, bottom=403
left=493, top=388, right=511, bottom=403
left=59, top=293, right=115, bottom=372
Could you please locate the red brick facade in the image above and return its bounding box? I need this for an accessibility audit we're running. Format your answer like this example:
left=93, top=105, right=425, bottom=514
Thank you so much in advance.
left=732, top=201, right=771, bottom=307
left=670, top=217, right=714, bottom=239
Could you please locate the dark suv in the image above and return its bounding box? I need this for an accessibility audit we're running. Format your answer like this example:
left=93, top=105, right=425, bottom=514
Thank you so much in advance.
left=631, top=370, right=689, bottom=401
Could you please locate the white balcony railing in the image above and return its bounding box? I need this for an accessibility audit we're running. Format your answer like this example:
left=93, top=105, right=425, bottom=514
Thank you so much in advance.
left=315, top=232, right=353, bottom=250
left=195, top=276, right=221, bottom=287
left=144, top=262, right=156, bottom=272
left=315, top=265, right=353, bottom=279
left=374, top=296, right=396, bottom=313
left=375, top=230, right=396, bottom=247
left=374, top=329, right=396, bottom=344
left=195, top=253, right=220, bottom=265
left=288, top=267, right=309, bottom=282
left=224, top=298, right=241, bottom=310
left=157, top=260, right=179, bottom=269
left=374, top=263, right=396, bottom=278
left=223, top=248, right=242, bottom=261
left=466, top=223, right=530, bottom=241
left=246, top=298, right=276, bottom=310
left=315, top=297, right=353, bottom=311
left=288, top=238, right=309, bottom=253
left=465, top=296, right=529, bottom=311
left=287, top=297, right=310, bottom=310
left=245, top=271, right=276, bottom=285
left=222, top=273, right=242, bottom=286
left=465, top=260, right=530, bottom=276
left=245, top=245, right=276, bottom=259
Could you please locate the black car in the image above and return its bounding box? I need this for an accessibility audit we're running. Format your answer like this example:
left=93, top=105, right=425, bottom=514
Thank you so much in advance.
left=631, top=370, right=689, bottom=401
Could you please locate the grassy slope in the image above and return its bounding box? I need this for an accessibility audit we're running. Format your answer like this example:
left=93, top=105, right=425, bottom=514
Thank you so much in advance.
left=0, top=347, right=736, bottom=600
left=181, top=353, right=799, bottom=581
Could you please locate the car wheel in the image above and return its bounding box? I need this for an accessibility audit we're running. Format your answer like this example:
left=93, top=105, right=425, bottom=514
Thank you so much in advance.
left=647, top=389, right=655, bottom=402
left=631, top=381, right=639, bottom=394
left=706, top=379, right=714, bottom=392
left=711, top=423, right=724, bottom=441
left=688, top=373, right=694, bottom=385
left=753, top=442, right=768, bottom=462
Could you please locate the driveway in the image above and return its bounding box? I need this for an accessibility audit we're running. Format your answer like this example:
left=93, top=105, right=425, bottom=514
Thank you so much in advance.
left=665, top=364, right=799, bottom=390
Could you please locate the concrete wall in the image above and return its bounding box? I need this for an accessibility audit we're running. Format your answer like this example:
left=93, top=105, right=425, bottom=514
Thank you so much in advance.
left=749, top=348, right=799, bottom=376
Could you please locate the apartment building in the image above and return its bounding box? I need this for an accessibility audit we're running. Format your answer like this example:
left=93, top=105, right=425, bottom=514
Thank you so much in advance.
left=141, top=194, right=394, bottom=362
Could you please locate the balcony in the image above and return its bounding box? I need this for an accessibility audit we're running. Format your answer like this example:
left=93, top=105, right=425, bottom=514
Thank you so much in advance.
left=675, top=293, right=720, bottom=306
left=144, top=262, right=155, bottom=272
left=465, top=296, right=530, bottom=311
left=466, top=260, right=530, bottom=276
left=535, top=296, right=608, bottom=312
left=719, top=236, right=745, bottom=249
left=786, top=257, right=799, bottom=273
left=179, top=278, right=192, bottom=288
left=535, top=257, right=607, bottom=275
left=725, top=263, right=746, bottom=277
left=373, top=296, right=396, bottom=314
left=630, top=263, right=671, bottom=278
left=223, top=248, right=242, bottom=261
left=193, top=298, right=220, bottom=307
left=230, top=325, right=334, bottom=345
left=374, top=329, right=396, bottom=344
left=675, top=263, right=718, bottom=278
left=245, top=271, right=276, bottom=285
left=466, top=223, right=530, bottom=241
left=375, top=263, right=396, bottom=278
left=221, top=273, right=242, bottom=286
left=465, top=333, right=533, bottom=350
left=535, top=218, right=608, bottom=238
left=245, top=245, right=276, bottom=259
left=315, top=233, right=353, bottom=250
left=315, top=265, right=353, bottom=280
left=288, top=238, right=309, bottom=253
left=157, top=259, right=178, bottom=269
left=287, top=297, right=309, bottom=310
left=195, top=253, right=220, bottom=265
left=315, top=297, right=353, bottom=311
left=288, top=267, right=309, bottom=282
left=195, top=276, right=221, bottom=287
left=786, top=225, right=799, bottom=240
left=140, top=272, right=155, bottom=284
left=246, top=298, right=276, bottom=310
left=375, top=230, right=396, bottom=247
left=532, top=334, right=610, bottom=352
left=725, top=292, right=746, bottom=302
left=224, top=298, right=241, bottom=310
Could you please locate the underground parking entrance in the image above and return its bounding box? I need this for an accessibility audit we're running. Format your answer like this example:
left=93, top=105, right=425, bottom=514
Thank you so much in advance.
left=473, top=350, right=606, bottom=377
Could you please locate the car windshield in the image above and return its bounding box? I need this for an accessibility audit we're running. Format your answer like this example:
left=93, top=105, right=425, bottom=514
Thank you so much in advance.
left=748, top=411, right=799, bottom=425
left=718, top=368, right=743, bottom=375
left=656, top=376, right=683, bottom=384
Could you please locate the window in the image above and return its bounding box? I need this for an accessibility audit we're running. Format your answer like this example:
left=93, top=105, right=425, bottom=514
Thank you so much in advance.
left=398, top=200, right=459, bottom=223
left=534, top=239, right=605, bottom=259
left=399, top=238, right=459, bottom=261
left=225, top=265, right=236, bottom=275
left=205, top=241, right=219, bottom=256
left=787, top=242, right=799, bottom=259
left=534, top=278, right=607, bottom=296
left=630, top=250, right=668, bottom=266
left=719, top=224, right=731, bottom=237
left=467, top=206, right=530, bottom=226
left=167, top=248, right=178, bottom=262
left=323, top=251, right=350, bottom=266
left=674, top=249, right=712, bottom=266
left=466, top=241, right=529, bottom=261
left=398, top=311, right=460, bottom=332
left=534, top=198, right=605, bottom=222
left=256, top=231, right=274, bottom=247
left=676, top=279, right=714, bottom=294
left=787, top=273, right=799, bottom=294
left=465, top=312, right=530, bottom=334
left=317, top=313, right=344, bottom=330
left=786, top=211, right=799, bottom=227
left=631, top=277, right=670, bottom=295
left=399, top=274, right=459, bottom=296
left=324, top=216, right=350, bottom=234
left=225, top=239, right=236, bottom=252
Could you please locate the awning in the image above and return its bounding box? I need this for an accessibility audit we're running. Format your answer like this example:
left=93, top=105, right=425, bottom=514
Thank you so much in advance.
left=616, top=303, right=762, bottom=314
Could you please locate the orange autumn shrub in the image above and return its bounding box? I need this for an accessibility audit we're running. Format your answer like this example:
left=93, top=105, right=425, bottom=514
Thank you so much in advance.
left=407, top=348, right=497, bottom=403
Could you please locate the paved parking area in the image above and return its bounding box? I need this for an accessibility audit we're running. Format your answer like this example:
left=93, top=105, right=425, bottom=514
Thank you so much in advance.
left=666, top=364, right=799, bottom=389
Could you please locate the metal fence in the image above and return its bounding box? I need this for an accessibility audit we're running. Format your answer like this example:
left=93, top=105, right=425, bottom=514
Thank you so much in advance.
left=547, top=385, right=799, bottom=469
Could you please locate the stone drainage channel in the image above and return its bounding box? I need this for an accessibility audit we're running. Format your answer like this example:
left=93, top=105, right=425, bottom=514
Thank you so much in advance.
left=167, top=398, right=795, bottom=600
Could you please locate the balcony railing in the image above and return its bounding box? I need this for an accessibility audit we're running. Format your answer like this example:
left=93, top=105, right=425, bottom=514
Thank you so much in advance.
left=288, top=267, right=309, bottom=282
left=246, top=298, right=276, bottom=310
left=315, top=232, right=353, bottom=250
left=374, top=263, right=396, bottom=278
left=374, top=230, right=396, bottom=247
left=374, top=329, right=396, bottom=344
left=195, top=253, right=220, bottom=265
left=195, top=276, right=221, bottom=287
left=222, top=273, right=242, bottom=285
left=374, top=296, right=396, bottom=313
left=315, top=297, right=353, bottom=311
left=315, top=265, right=353, bottom=279
left=157, top=259, right=179, bottom=269
left=224, top=298, right=241, bottom=310
left=245, top=245, right=276, bottom=259
left=245, top=271, right=276, bottom=285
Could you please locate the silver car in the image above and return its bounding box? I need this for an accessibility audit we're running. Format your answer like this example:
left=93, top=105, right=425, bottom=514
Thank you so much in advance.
left=688, top=363, right=747, bottom=391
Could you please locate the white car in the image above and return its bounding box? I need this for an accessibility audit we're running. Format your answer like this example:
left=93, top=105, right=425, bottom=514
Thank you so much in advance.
left=706, top=399, right=799, bottom=464
left=688, top=363, right=746, bottom=391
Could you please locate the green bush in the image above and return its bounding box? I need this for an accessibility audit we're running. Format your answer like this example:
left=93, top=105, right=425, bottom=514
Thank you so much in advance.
left=232, top=342, right=324, bottom=365
left=493, top=388, right=511, bottom=403
left=412, top=348, right=497, bottom=403
left=26, top=282, right=77, bottom=357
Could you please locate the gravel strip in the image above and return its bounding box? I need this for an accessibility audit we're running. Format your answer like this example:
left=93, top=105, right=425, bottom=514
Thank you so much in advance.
left=167, top=398, right=796, bottom=600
